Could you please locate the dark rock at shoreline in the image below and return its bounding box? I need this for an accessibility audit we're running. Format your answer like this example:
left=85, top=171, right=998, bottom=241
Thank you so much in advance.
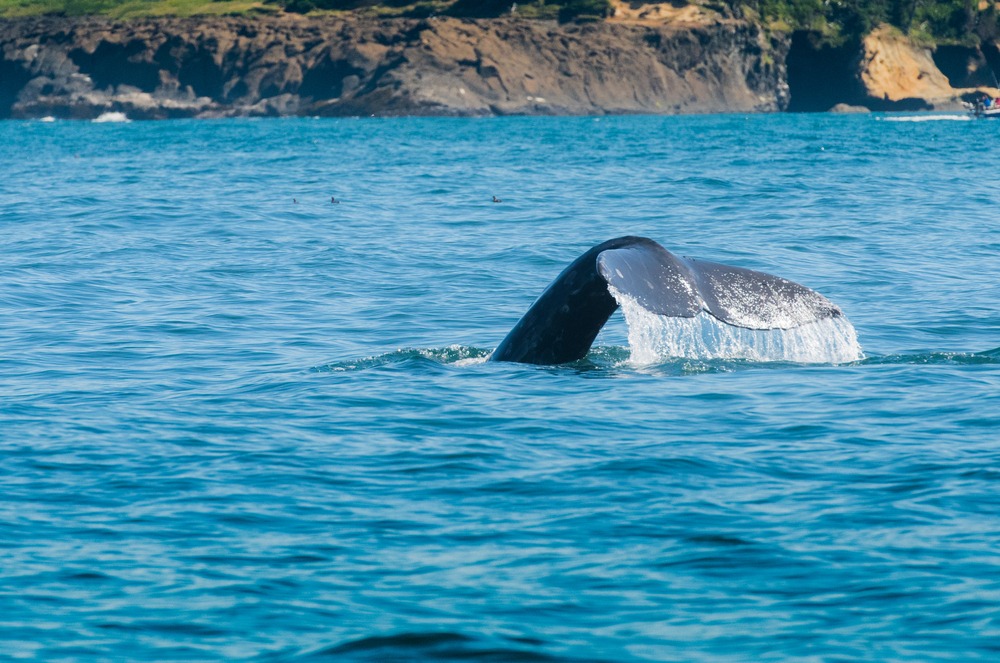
left=0, top=14, right=789, bottom=119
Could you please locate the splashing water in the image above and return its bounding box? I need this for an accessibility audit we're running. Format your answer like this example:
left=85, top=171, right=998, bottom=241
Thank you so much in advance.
left=610, top=286, right=863, bottom=365
left=92, top=111, right=131, bottom=123
left=880, top=114, right=972, bottom=122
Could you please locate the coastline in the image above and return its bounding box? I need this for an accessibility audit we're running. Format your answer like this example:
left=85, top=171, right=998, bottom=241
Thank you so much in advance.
left=0, top=12, right=995, bottom=120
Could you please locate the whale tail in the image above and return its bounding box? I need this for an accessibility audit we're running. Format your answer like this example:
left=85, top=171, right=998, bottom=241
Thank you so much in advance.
left=490, top=236, right=843, bottom=365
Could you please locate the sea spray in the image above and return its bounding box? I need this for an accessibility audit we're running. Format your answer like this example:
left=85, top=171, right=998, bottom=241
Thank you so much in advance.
left=92, top=111, right=131, bottom=123
left=610, top=286, right=863, bottom=365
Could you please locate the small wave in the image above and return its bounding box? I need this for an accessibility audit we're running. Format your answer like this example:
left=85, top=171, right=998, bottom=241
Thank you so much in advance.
left=580, top=345, right=631, bottom=366
left=861, top=350, right=1000, bottom=365
left=317, top=345, right=491, bottom=372
left=323, top=339, right=1000, bottom=373
left=572, top=348, right=766, bottom=375
left=39, top=116, right=56, bottom=123
left=92, top=111, right=131, bottom=123
left=300, top=631, right=563, bottom=661
left=880, top=114, right=971, bottom=122
left=676, top=175, right=733, bottom=188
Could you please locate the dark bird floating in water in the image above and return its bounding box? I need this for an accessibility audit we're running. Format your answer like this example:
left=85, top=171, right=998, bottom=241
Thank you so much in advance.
left=492, top=196, right=502, bottom=203
left=490, top=236, right=843, bottom=365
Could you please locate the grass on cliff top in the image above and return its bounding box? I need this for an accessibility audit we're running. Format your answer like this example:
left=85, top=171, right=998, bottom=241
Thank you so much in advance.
left=0, top=0, right=584, bottom=20
left=0, top=0, right=281, bottom=18
left=0, top=0, right=539, bottom=19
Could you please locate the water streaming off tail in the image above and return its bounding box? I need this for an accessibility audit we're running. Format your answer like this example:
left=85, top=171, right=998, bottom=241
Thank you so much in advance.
left=610, top=286, right=863, bottom=365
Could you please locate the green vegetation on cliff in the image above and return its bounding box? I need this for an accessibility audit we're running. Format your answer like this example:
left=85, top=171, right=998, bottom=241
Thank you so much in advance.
left=0, top=0, right=995, bottom=46
left=738, top=0, right=995, bottom=45
left=274, top=1, right=610, bottom=22
left=0, top=0, right=612, bottom=21
left=0, top=0, right=273, bottom=19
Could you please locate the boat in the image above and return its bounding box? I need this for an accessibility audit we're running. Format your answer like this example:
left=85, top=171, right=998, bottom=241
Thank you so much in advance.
left=965, top=99, right=1000, bottom=118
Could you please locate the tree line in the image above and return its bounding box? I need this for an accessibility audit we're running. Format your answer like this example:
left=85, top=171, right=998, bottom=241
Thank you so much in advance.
left=273, top=1, right=996, bottom=44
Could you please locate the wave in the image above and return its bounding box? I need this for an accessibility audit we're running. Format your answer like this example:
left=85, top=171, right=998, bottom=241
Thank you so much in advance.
left=860, top=349, right=1000, bottom=365
left=92, top=111, right=131, bottom=123
left=296, top=631, right=583, bottom=662
left=319, top=345, right=1000, bottom=373
left=316, top=345, right=491, bottom=372
left=880, top=114, right=972, bottom=122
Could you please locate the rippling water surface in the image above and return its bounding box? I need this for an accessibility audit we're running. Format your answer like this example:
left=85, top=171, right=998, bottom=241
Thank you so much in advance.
left=2, top=114, right=1000, bottom=661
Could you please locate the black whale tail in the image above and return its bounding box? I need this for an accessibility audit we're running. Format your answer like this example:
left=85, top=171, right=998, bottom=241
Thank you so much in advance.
left=489, top=236, right=843, bottom=365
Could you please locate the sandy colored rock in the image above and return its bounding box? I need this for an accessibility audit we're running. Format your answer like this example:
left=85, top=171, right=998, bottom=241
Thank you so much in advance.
left=608, top=1, right=724, bottom=27
left=858, top=24, right=999, bottom=109
left=859, top=25, right=952, bottom=103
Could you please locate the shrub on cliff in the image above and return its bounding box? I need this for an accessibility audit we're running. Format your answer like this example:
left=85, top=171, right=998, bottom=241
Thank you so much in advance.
left=446, top=0, right=515, bottom=16
left=0, top=0, right=985, bottom=47
left=449, top=0, right=610, bottom=21
left=278, top=0, right=431, bottom=15
left=734, top=0, right=984, bottom=45
left=557, top=0, right=611, bottom=21
left=449, top=0, right=611, bottom=21
left=274, top=0, right=611, bottom=22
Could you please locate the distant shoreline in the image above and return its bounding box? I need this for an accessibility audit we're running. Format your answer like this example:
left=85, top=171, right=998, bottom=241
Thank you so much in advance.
left=0, top=14, right=992, bottom=120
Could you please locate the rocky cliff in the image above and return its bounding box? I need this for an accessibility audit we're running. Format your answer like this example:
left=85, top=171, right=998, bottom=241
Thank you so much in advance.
left=0, top=13, right=788, bottom=119
left=855, top=26, right=999, bottom=110
left=4, top=10, right=998, bottom=119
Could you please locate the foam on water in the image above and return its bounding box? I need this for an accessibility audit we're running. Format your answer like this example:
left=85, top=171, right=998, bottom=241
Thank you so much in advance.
left=610, top=286, right=863, bottom=365
left=319, top=345, right=491, bottom=371
left=92, top=111, right=131, bottom=123
left=880, top=114, right=972, bottom=122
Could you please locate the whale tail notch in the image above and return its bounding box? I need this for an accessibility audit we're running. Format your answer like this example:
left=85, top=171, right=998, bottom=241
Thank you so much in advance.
left=490, top=236, right=843, bottom=365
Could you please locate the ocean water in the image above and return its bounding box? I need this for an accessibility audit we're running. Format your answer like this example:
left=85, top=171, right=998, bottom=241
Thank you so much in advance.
left=1, top=113, right=999, bottom=661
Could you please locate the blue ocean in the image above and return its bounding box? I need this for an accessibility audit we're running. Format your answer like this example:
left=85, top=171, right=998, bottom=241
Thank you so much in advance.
left=2, top=113, right=999, bottom=661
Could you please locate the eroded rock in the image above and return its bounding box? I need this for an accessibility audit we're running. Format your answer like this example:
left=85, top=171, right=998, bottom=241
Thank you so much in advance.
left=858, top=25, right=999, bottom=110
left=0, top=13, right=789, bottom=119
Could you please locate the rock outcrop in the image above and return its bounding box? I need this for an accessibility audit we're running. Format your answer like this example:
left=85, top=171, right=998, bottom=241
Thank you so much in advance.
left=5, top=12, right=998, bottom=119
left=828, top=102, right=869, bottom=113
left=0, top=13, right=788, bottom=119
left=857, top=25, right=998, bottom=110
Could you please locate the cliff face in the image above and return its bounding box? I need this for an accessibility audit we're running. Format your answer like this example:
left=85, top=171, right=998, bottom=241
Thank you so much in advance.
left=783, top=24, right=999, bottom=112
left=0, top=14, right=788, bottom=119
left=856, top=25, right=998, bottom=110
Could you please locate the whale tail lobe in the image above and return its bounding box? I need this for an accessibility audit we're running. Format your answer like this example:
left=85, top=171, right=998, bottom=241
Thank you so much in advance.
left=490, top=236, right=843, bottom=365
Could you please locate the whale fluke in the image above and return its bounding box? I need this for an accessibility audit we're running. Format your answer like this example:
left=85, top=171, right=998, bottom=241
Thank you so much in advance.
left=490, top=236, right=843, bottom=365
